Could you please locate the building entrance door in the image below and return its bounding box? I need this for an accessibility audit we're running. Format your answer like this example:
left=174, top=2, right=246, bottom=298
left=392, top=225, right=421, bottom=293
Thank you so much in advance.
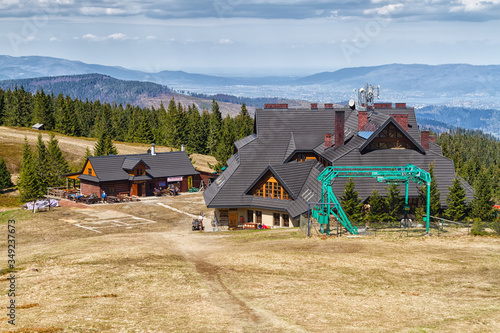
left=131, top=184, right=138, bottom=196
left=229, top=213, right=238, bottom=228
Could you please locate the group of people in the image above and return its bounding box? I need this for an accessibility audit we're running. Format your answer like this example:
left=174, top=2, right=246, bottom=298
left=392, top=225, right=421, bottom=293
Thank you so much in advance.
left=153, top=186, right=180, bottom=196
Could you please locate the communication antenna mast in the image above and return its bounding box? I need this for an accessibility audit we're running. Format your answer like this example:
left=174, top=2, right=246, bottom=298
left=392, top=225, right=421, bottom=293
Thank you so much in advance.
left=353, top=84, right=380, bottom=112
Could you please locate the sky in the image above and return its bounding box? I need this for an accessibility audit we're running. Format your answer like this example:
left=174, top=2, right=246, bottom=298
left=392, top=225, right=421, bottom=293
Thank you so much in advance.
left=0, top=0, right=499, bottom=76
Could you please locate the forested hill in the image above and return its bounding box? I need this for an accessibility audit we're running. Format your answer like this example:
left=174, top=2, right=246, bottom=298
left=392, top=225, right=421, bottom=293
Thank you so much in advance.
left=0, top=74, right=172, bottom=107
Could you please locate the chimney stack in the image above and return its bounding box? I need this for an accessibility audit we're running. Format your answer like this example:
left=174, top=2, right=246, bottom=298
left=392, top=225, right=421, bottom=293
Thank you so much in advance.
left=325, top=133, right=332, bottom=149
left=181, top=144, right=186, bottom=152
left=358, top=111, right=368, bottom=131
left=335, top=110, right=345, bottom=148
left=150, top=143, right=156, bottom=156
left=391, top=114, right=408, bottom=132
left=421, top=131, right=430, bottom=150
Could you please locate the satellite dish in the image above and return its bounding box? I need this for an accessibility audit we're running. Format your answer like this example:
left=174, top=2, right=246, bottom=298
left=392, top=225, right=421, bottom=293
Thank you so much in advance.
left=348, top=99, right=355, bottom=110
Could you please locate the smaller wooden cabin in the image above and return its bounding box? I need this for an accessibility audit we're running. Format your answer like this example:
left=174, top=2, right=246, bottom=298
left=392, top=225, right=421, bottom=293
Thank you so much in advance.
left=67, top=149, right=199, bottom=197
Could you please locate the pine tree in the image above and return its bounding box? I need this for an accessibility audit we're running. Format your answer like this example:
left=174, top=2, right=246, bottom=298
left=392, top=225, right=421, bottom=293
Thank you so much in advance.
left=46, top=133, right=70, bottom=186
left=340, top=178, right=364, bottom=223
left=0, top=157, right=13, bottom=190
left=135, top=111, right=154, bottom=144
left=0, top=88, right=5, bottom=125
left=445, top=176, right=468, bottom=221
left=214, top=115, right=235, bottom=172
left=199, top=109, right=211, bottom=155
left=235, top=103, right=254, bottom=140
left=471, top=172, right=494, bottom=221
left=385, top=183, right=403, bottom=224
left=367, top=189, right=388, bottom=224
left=94, top=133, right=118, bottom=156
left=164, top=98, right=180, bottom=147
left=34, top=133, right=49, bottom=191
left=207, top=99, right=222, bottom=155
left=18, top=137, right=44, bottom=201
left=33, top=88, right=54, bottom=130
left=186, top=104, right=203, bottom=153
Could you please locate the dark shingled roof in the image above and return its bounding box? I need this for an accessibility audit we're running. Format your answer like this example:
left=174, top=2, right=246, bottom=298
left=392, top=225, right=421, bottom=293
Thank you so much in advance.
left=78, top=151, right=198, bottom=183
left=204, top=105, right=473, bottom=218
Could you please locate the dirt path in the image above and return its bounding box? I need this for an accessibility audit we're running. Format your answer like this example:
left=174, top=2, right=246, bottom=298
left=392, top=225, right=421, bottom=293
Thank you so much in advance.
left=155, top=202, right=307, bottom=332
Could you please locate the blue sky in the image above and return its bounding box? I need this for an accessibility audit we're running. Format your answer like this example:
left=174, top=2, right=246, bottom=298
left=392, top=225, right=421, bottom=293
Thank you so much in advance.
left=0, top=0, right=499, bottom=76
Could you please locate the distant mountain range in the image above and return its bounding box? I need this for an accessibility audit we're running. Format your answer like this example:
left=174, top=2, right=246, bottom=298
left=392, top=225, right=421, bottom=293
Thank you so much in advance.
left=1, top=55, right=500, bottom=99
left=0, top=55, right=499, bottom=137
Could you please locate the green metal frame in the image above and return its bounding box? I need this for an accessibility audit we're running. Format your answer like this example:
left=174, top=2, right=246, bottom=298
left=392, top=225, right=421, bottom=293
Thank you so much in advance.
left=313, top=164, right=431, bottom=235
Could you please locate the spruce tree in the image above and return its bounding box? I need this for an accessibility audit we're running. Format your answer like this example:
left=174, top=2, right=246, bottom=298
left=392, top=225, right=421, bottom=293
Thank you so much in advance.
left=471, top=172, right=494, bottom=221
left=46, top=133, right=70, bottom=186
left=385, top=183, right=403, bottom=224
left=199, top=110, right=211, bottom=155
left=445, top=176, right=468, bottom=221
left=94, top=133, right=118, bottom=156
left=214, top=115, right=235, bottom=172
left=207, top=99, right=222, bottom=155
left=186, top=104, right=203, bottom=153
left=235, top=103, right=254, bottom=140
left=340, top=178, right=364, bottom=223
left=135, top=111, right=154, bottom=144
left=0, top=88, right=5, bottom=125
left=18, top=137, right=44, bottom=201
left=0, top=157, right=13, bottom=190
left=367, top=189, right=388, bottom=224
left=35, top=133, right=49, bottom=191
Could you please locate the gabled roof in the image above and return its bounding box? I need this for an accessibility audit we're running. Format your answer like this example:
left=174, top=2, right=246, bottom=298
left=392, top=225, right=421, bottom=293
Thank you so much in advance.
left=76, top=151, right=198, bottom=183
left=121, top=157, right=150, bottom=171
left=358, top=117, right=426, bottom=154
left=244, top=164, right=298, bottom=200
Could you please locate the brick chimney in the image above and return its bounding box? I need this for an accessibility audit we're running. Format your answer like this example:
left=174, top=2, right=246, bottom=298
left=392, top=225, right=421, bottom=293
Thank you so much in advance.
left=311, top=103, right=318, bottom=109
left=358, top=111, right=368, bottom=131
left=335, top=110, right=345, bottom=148
left=391, top=114, right=408, bottom=132
left=421, top=131, right=430, bottom=150
left=325, top=133, right=332, bottom=149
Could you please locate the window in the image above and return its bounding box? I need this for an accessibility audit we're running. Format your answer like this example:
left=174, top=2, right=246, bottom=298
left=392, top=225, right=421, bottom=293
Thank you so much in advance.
left=252, top=176, right=292, bottom=200
left=255, top=211, right=262, bottom=224
left=273, top=213, right=280, bottom=226
left=282, top=214, right=289, bottom=227
left=247, top=210, right=253, bottom=223
left=88, top=168, right=92, bottom=176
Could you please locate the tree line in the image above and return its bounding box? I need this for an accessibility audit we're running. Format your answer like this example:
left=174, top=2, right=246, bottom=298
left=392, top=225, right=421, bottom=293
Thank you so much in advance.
left=0, top=85, right=254, bottom=172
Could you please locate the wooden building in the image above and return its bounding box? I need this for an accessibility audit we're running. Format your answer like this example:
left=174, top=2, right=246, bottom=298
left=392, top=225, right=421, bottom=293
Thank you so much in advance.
left=67, top=147, right=199, bottom=197
left=203, top=103, right=473, bottom=228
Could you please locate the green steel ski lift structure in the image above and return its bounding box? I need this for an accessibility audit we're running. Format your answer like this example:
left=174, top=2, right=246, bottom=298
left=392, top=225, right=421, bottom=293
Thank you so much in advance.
left=311, top=164, right=432, bottom=235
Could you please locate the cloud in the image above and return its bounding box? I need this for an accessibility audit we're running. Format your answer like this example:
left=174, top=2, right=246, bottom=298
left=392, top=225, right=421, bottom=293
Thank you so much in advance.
left=80, top=7, right=126, bottom=16
left=108, top=33, right=128, bottom=40
left=0, top=0, right=499, bottom=22
left=81, top=33, right=129, bottom=42
left=218, top=38, right=234, bottom=44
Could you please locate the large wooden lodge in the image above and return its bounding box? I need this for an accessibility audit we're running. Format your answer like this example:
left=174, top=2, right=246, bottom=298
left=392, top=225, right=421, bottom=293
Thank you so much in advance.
left=203, top=102, right=474, bottom=228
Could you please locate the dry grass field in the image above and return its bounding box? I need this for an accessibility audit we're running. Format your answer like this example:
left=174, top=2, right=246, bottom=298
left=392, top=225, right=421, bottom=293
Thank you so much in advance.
left=0, top=126, right=217, bottom=178
left=1, top=193, right=500, bottom=332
